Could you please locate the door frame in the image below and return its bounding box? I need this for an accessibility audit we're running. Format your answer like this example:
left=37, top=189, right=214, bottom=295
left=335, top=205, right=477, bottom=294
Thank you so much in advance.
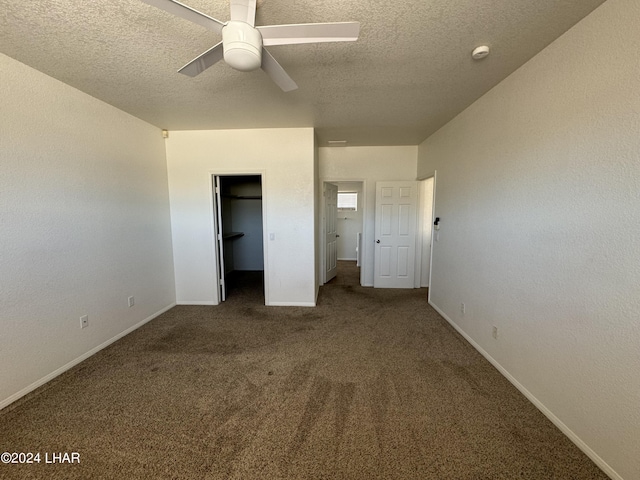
left=324, top=182, right=338, bottom=283
left=416, top=171, right=437, bottom=301
left=209, top=170, right=269, bottom=305
left=320, top=179, right=366, bottom=286
left=415, top=175, right=436, bottom=289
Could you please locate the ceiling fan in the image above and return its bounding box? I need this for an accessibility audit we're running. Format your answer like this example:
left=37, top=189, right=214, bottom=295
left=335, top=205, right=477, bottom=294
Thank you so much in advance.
left=141, top=0, right=360, bottom=91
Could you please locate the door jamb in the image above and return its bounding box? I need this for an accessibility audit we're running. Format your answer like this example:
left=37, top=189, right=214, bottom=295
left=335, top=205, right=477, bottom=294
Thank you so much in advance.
left=415, top=175, right=436, bottom=288
left=416, top=171, right=437, bottom=301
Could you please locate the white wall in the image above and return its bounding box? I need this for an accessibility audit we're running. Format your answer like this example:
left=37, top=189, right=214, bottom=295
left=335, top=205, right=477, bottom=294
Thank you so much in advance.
left=165, top=128, right=316, bottom=306
left=0, top=53, right=176, bottom=408
left=417, top=0, right=640, bottom=478
left=319, top=146, right=418, bottom=286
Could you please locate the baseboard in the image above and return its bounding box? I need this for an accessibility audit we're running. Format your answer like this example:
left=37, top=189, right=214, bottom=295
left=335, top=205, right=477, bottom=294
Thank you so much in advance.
left=0, top=302, right=176, bottom=411
left=176, top=301, right=217, bottom=306
left=267, top=301, right=316, bottom=307
left=337, top=257, right=357, bottom=261
left=427, top=300, right=622, bottom=480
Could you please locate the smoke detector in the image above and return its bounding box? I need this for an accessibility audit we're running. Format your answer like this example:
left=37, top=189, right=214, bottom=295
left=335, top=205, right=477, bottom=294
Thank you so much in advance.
left=472, top=45, right=490, bottom=60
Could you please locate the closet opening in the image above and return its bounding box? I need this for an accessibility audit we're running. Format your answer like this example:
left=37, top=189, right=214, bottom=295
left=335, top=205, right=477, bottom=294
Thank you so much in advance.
left=213, top=175, right=264, bottom=304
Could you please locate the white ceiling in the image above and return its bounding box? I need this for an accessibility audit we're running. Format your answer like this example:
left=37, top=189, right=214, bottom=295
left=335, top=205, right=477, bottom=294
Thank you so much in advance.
left=1, top=0, right=607, bottom=146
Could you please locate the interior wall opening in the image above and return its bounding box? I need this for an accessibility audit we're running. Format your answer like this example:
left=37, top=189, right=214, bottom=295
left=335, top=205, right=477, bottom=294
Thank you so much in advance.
left=323, top=181, right=364, bottom=286
left=216, top=175, right=264, bottom=303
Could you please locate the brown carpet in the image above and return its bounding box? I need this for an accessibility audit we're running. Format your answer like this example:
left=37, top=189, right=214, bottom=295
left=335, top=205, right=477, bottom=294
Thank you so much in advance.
left=0, top=262, right=607, bottom=479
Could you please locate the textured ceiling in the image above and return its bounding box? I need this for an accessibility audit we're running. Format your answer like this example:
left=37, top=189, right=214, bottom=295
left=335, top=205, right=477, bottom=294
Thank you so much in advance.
left=1, top=0, right=607, bottom=145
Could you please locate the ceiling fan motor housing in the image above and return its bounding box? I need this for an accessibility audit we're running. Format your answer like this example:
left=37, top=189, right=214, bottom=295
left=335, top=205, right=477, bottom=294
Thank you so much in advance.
left=222, top=21, right=263, bottom=71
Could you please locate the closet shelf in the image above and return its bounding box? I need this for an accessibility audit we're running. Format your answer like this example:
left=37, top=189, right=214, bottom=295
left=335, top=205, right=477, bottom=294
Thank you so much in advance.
left=223, top=232, right=245, bottom=240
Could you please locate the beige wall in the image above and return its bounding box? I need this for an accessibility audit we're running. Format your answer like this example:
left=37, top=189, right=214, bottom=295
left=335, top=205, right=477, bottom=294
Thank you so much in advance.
left=0, top=53, right=176, bottom=408
left=417, top=0, right=640, bottom=478
left=165, top=128, right=316, bottom=306
left=319, top=146, right=418, bottom=286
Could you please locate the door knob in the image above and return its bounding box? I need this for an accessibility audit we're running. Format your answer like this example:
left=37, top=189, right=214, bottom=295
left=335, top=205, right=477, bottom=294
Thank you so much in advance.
left=376, top=239, right=380, bottom=243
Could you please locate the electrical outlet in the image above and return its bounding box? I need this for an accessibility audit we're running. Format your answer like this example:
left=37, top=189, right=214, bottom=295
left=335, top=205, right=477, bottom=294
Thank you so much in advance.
left=461, top=303, right=466, bottom=315
left=492, top=326, right=498, bottom=339
left=80, top=315, right=88, bottom=329
left=128, top=296, right=135, bottom=308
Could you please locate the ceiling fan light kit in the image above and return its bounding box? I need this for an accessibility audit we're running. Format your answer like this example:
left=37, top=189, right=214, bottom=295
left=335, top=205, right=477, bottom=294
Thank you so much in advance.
left=141, top=0, right=360, bottom=91
left=223, top=21, right=262, bottom=71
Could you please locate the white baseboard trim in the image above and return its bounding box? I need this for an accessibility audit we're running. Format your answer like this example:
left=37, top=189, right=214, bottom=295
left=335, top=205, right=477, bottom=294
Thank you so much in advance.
left=337, top=257, right=357, bottom=261
left=176, top=301, right=217, bottom=306
left=267, top=301, right=316, bottom=307
left=0, top=302, right=176, bottom=411
left=428, top=300, right=622, bottom=480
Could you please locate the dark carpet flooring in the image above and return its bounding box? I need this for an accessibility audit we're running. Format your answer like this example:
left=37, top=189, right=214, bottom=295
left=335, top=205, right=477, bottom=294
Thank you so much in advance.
left=0, top=262, right=607, bottom=479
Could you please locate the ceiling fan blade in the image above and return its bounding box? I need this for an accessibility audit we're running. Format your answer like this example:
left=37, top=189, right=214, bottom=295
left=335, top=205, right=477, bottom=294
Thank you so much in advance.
left=178, top=42, right=224, bottom=77
left=261, top=48, right=298, bottom=92
left=230, top=0, right=257, bottom=27
left=258, top=22, right=360, bottom=46
left=140, top=0, right=225, bottom=34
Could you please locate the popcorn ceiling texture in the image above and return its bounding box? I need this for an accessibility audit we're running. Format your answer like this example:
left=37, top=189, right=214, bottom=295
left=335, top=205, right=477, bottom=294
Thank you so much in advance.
left=0, top=0, right=606, bottom=145
left=418, top=0, right=640, bottom=478
left=1, top=1, right=636, bottom=478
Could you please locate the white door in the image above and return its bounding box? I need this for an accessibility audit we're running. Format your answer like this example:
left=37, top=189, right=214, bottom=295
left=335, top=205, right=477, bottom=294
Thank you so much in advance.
left=324, top=182, right=338, bottom=283
left=374, top=181, right=418, bottom=288
left=213, top=176, right=227, bottom=301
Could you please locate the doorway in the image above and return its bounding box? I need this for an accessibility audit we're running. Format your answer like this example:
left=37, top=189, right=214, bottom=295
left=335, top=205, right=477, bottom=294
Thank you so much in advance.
left=322, top=181, right=364, bottom=286
left=212, top=175, right=265, bottom=303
